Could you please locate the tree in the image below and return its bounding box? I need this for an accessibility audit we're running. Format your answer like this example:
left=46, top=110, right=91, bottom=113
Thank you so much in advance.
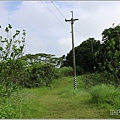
left=62, top=38, right=101, bottom=74
left=21, top=53, right=62, bottom=68
left=101, top=25, right=120, bottom=81
left=0, top=24, right=26, bottom=97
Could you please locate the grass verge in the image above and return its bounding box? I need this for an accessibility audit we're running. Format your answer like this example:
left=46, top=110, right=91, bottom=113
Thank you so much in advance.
left=1, top=76, right=120, bottom=118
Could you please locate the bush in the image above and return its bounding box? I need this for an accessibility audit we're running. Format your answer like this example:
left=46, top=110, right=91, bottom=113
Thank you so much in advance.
left=59, top=66, right=73, bottom=77
left=76, top=66, right=84, bottom=75
left=0, top=24, right=26, bottom=98
left=0, top=98, right=18, bottom=118
left=23, top=63, right=60, bottom=88
left=82, top=71, right=116, bottom=88
left=76, top=76, right=85, bottom=89
left=90, top=84, right=120, bottom=109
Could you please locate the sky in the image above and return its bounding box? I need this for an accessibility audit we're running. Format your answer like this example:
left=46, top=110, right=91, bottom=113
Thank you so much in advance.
left=0, top=1, right=120, bottom=57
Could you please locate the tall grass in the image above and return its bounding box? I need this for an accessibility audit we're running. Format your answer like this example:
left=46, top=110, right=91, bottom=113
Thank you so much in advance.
left=58, top=76, right=89, bottom=99
left=1, top=73, right=120, bottom=118
left=81, top=71, right=116, bottom=88
left=90, top=84, right=120, bottom=109
left=0, top=88, right=47, bottom=118
left=59, top=67, right=73, bottom=77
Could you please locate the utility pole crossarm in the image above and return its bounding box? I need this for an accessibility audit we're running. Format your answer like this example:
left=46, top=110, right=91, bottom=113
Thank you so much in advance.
left=65, top=19, right=71, bottom=22
left=73, top=19, right=79, bottom=21
left=65, top=19, right=79, bottom=22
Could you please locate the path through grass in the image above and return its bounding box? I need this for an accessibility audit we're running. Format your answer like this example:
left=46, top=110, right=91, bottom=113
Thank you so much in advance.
left=15, top=76, right=115, bottom=118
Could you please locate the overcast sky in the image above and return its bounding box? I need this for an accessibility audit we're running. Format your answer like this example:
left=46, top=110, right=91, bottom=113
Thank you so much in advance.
left=0, top=1, right=120, bottom=57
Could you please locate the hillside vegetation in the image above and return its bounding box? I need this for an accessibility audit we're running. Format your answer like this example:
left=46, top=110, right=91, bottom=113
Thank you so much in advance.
left=0, top=24, right=120, bottom=118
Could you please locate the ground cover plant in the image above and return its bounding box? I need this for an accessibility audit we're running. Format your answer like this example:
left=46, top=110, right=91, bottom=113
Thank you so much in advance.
left=0, top=76, right=120, bottom=118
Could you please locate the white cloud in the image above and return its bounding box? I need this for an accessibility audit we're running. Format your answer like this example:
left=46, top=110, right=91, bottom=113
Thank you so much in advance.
left=57, top=37, right=72, bottom=56
left=0, top=2, right=9, bottom=27
left=0, top=1, right=120, bottom=57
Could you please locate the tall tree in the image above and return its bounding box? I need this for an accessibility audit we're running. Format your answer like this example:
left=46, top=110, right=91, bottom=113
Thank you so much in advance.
left=101, top=25, right=120, bottom=81
left=62, top=38, right=101, bottom=74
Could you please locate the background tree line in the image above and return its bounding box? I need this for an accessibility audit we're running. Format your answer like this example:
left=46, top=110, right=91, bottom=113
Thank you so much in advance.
left=0, top=24, right=120, bottom=97
left=62, top=25, right=120, bottom=85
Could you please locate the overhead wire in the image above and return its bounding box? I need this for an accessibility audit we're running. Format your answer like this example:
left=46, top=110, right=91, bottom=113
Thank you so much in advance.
left=74, top=27, right=87, bottom=39
left=65, top=1, right=97, bottom=65
left=41, top=1, right=95, bottom=61
left=42, top=1, right=88, bottom=40
left=64, top=1, right=71, bottom=12
left=51, top=1, right=66, bottom=19
left=50, top=1, right=87, bottom=39
left=43, top=1, right=95, bottom=61
left=65, top=1, right=96, bottom=60
left=64, top=1, right=88, bottom=39
left=41, top=1, right=69, bottom=31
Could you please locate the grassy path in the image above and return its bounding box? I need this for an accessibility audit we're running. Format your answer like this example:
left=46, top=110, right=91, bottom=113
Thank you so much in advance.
left=19, top=76, right=112, bottom=118
left=32, top=77, right=108, bottom=118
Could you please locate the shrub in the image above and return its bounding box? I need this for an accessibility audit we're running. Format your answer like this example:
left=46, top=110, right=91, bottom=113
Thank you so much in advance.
left=0, top=24, right=26, bottom=97
left=76, top=76, right=85, bottom=90
left=90, top=84, right=120, bottom=109
left=23, top=63, right=60, bottom=88
left=82, top=71, right=116, bottom=88
left=59, top=66, right=73, bottom=77
left=76, top=66, right=84, bottom=75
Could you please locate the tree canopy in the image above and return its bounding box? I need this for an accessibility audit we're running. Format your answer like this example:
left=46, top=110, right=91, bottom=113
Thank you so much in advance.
left=62, top=38, right=101, bottom=74
left=62, top=25, right=120, bottom=82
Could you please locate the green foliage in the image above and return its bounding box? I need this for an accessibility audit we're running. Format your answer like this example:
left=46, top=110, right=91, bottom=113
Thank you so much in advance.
left=0, top=89, right=45, bottom=119
left=0, top=98, right=16, bottom=118
left=0, top=86, right=23, bottom=119
left=90, top=84, right=120, bottom=109
left=0, top=23, right=119, bottom=118
left=59, top=77, right=86, bottom=98
left=23, top=63, right=60, bottom=88
left=63, top=25, right=120, bottom=85
left=0, top=75, right=118, bottom=118
left=95, top=25, right=120, bottom=83
left=21, top=53, right=62, bottom=67
left=81, top=71, right=115, bottom=88
left=0, top=24, right=62, bottom=91
left=0, top=24, right=26, bottom=97
left=0, top=24, right=26, bottom=118
left=59, top=66, right=73, bottom=77
left=62, top=38, right=100, bottom=74
left=76, top=76, right=86, bottom=89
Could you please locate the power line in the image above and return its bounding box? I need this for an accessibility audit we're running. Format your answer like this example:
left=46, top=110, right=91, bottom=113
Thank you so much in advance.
left=64, top=1, right=88, bottom=39
left=64, top=1, right=71, bottom=12
left=42, top=1, right=88, bottom=40
left=74, top=27, right=87, bottom=39
left=50, top=1, right=87, bottom=39
left=75, top=22, right=88, bottom=38
left=51, top=1, right=66, bottom=19
left=41, top=1, right=69, bottom=31
left=64, top=1, right=90, bottom=53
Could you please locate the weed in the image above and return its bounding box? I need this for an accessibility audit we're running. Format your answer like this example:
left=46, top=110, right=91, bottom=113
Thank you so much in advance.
left=59, top=66, right=73, bottom=77
left=90, top=84, right=120, bottom=109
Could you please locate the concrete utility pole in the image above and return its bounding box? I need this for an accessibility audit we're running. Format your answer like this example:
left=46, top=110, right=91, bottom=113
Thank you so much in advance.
left=65, top=11, right=79, bottom=89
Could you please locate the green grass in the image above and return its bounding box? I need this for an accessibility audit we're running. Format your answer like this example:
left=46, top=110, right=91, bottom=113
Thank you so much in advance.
left=3, top=76, right=120, bottom=118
